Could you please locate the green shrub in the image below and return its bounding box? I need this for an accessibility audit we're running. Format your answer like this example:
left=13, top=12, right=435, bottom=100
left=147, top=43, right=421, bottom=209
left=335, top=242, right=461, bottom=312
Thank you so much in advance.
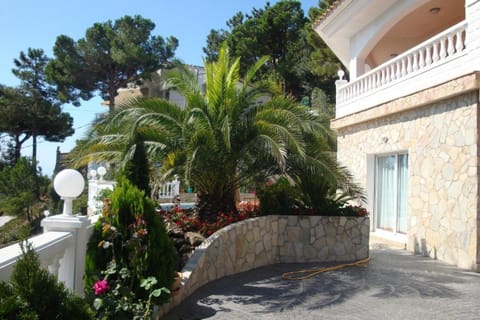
left=0, top=217, right=44, bottom=249
left=256, top=177, right=299, bottom=215
left=0, top=241, right=94, bottom=319
left=256, top=175, right=368, bottom=217
left=122, top=139, right=151, bottom=196
left=84, top=176, right=178, bottom=308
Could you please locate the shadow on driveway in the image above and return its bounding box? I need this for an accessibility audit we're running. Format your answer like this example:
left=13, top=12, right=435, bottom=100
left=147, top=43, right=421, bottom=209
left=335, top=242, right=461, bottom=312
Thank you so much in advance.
left=163, top=248, right=480, bottom=319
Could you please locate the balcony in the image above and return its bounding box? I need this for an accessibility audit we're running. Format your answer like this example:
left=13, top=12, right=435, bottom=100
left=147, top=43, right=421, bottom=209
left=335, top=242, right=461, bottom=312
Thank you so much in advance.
left=335, top=21, right=468, bottom=118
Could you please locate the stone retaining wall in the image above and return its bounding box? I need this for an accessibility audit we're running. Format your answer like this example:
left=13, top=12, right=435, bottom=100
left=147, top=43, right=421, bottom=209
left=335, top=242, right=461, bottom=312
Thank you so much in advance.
left=157, top=215, right=369, bottom=318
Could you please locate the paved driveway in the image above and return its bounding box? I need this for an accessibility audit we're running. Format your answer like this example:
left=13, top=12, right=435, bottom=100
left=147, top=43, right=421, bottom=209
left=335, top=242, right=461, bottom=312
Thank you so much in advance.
left=164, top=247, right=480, bottom=319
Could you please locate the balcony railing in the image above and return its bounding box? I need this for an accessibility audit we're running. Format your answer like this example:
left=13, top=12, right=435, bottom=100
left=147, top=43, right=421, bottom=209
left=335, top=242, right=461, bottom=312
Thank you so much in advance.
left=158, top=176, right=180, bottom=199
left=336, top=21, right=468, bottom=118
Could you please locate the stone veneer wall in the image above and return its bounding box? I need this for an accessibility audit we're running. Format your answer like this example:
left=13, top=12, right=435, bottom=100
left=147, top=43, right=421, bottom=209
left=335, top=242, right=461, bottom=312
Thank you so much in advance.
left=157, top=215, right=369, bottom=318
left=332, top=73, right=480, bottom=271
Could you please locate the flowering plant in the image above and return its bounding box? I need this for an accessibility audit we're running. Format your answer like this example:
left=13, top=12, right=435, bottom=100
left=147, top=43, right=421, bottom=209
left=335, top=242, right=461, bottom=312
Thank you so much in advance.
left=92, top=213, right=170, bottom=319
left=93, top=279, right=109, bottom=295
left=84, top=177, right=177, bottom=319
left=92, top=261, right=169, bottom=320
left=158, top=200, right=258, bottom=237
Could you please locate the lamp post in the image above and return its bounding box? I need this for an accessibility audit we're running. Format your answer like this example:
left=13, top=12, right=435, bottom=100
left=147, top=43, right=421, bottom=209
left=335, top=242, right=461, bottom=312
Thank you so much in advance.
left=41, top=168, right=90, bottom=296
left=53, top=169, right=85, bottom=216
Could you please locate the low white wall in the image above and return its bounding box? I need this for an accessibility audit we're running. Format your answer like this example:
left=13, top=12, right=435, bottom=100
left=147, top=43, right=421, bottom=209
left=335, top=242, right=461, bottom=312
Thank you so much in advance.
left=158, top=215, right=370, bottom=318
left=0, top=231, right=72, bottom=283
left=0, top=214, right=98, bottom=296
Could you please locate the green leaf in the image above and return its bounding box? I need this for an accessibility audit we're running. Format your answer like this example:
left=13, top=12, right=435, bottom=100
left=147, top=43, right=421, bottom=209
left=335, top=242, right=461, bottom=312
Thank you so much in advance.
left=150, top=287, right=170, bottom=298
left=140, top=276, right=157, bottom=290
left=93, top=298, right=104, bottom=310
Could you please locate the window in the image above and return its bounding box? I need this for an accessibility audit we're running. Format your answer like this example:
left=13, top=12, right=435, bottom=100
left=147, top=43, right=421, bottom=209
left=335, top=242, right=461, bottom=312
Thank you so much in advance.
left=375, top=153, right=408, bottom=234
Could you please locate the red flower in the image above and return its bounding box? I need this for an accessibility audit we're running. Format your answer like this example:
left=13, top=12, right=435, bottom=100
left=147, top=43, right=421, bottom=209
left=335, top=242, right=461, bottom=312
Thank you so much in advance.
left=93, top=279, right=109, bottom=295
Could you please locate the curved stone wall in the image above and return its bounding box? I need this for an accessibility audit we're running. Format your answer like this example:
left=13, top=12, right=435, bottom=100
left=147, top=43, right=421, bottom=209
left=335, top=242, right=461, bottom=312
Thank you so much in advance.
left=158, top=215, right=369, bottom=318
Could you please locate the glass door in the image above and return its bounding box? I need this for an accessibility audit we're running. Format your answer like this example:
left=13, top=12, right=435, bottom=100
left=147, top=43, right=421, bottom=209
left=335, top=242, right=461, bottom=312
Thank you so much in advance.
left=375, top=154, right=408, bottom=234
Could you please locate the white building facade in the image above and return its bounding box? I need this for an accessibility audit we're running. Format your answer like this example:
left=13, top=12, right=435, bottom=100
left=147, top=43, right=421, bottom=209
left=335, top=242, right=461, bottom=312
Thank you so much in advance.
left=314, top=0, right=480, bottom=270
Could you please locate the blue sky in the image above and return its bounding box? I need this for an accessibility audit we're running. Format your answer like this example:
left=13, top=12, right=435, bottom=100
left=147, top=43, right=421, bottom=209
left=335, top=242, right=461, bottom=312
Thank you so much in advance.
left=0, top=0, right=319, bottom=177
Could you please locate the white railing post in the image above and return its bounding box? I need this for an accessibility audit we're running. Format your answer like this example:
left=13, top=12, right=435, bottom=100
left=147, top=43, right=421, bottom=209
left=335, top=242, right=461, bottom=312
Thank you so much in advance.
left=41, top=215, right=91, bottom=296
left=158, top=176, right=182, bottom=200
left=88, top=166, right=115, bottom=215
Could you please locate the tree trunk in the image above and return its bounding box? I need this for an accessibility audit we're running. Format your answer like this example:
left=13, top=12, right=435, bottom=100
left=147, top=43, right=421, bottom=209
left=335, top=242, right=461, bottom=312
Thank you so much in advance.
left=109, top=98, right=115, bottom=114
left=31, top=134, right=37, bottom=166
left=196, top=191, right=238, bottom=223
left=108, top=88, right=117, bottom=114
left=14, top=136, right=22, bottom=162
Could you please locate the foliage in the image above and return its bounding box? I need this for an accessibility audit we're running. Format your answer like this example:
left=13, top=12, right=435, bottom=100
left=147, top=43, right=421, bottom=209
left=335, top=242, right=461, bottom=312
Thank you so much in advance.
left=203, top=0, right=341, bottom=103
left=47, top=15, right=179, bottom=113
left=73, top=44, right=350, bottom=223
left=0, top=86, right=33, bottom=162
left=0, top=157, right=49, bottom=221
left=159, top=201, right=258, bottom=237
left=10, top=48, right=74, bottom=164
left=256, top=177, right=299, bottom=215
left=84, top=176, right=177, bottom=313
left=122, top=138, right=151, bottom=196
left=311, top=87, right=334, bottom=117
left=256, top=173, right=368, bottom=217
left=0, top=218, right=27, bottom=248
left=91, top=261, right=170, bottom=320
left=305, top=0, right=343, bottom=104
left=0, top=241, right=94, bottom=319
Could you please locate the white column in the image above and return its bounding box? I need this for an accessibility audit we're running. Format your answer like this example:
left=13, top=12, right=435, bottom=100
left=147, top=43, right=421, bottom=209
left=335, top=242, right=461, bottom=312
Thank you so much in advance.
left=41, top=215, right=91, bottom=296
left=349, top=56, right=365, bottom=80
left=466, top=0, right=480, bottom=54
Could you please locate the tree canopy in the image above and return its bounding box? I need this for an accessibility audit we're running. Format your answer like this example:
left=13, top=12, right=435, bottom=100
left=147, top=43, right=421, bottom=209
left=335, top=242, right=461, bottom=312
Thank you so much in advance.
left=203, top=0, right=342, bottom=114
left=72, top=45, right=359, bottom=222
left=0, top=86, right=32, bottom=162
left=0, top=49, right=73, bottom=165
left=46, top=15, right=179, bottom=113
left=0, top=157, right=49, bottom=221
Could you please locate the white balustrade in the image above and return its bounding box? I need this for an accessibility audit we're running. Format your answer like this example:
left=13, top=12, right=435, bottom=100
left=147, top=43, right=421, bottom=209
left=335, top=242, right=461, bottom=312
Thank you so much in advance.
left=87, top=166, right=115, bottom=215
left=0, top=169, right=99, bottom=297
left=158, top=177, right=181, bottom=199
left=336, top=21, right=467, bottom=116
left=0, top=215, right=98, bottom=295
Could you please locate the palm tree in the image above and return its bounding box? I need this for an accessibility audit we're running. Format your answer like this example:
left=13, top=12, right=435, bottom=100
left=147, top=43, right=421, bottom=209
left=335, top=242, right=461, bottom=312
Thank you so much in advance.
left=73, top=44, right=359, bottom=222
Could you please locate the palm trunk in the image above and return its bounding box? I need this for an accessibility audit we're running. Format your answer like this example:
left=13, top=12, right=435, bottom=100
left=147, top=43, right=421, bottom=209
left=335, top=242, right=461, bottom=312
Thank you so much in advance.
left=196, top=191, right=238, bottom=223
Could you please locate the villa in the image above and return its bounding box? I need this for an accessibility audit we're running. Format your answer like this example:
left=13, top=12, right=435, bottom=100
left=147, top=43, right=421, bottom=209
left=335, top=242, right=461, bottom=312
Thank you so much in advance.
left=314, top=0, right=480, bottom=270
left=105, top=65, right=206, bottom=108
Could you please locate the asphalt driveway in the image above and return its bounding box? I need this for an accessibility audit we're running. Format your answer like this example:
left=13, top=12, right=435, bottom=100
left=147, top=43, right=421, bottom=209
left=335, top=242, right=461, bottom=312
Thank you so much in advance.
left=163, top=247, right=480, bottom=319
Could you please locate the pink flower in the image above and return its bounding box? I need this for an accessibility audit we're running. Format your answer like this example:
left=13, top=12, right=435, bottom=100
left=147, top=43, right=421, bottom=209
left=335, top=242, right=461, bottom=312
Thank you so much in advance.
left=93, top=279, right=109, bottom=295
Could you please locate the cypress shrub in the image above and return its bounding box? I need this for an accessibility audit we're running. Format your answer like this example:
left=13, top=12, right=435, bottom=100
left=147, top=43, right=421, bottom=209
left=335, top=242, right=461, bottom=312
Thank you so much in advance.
left=122, top=139, right=151, bottom=196
left=84, top=176, right=177, bottom=303
left=0, top=241, right=94, bottom=319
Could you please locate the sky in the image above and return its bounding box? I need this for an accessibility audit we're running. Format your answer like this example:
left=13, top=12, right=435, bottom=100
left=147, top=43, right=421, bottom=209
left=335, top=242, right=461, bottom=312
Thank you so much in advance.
left=0, top=0, right=319, bottom=177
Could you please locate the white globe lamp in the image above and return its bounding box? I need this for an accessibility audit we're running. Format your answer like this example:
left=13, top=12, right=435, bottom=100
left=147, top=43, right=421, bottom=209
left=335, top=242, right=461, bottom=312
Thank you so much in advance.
left=53, top=169, right=85, bottom=216
left=97, top=166, right=107, bottom=180
left=89, top=169, right=97, bottom=180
